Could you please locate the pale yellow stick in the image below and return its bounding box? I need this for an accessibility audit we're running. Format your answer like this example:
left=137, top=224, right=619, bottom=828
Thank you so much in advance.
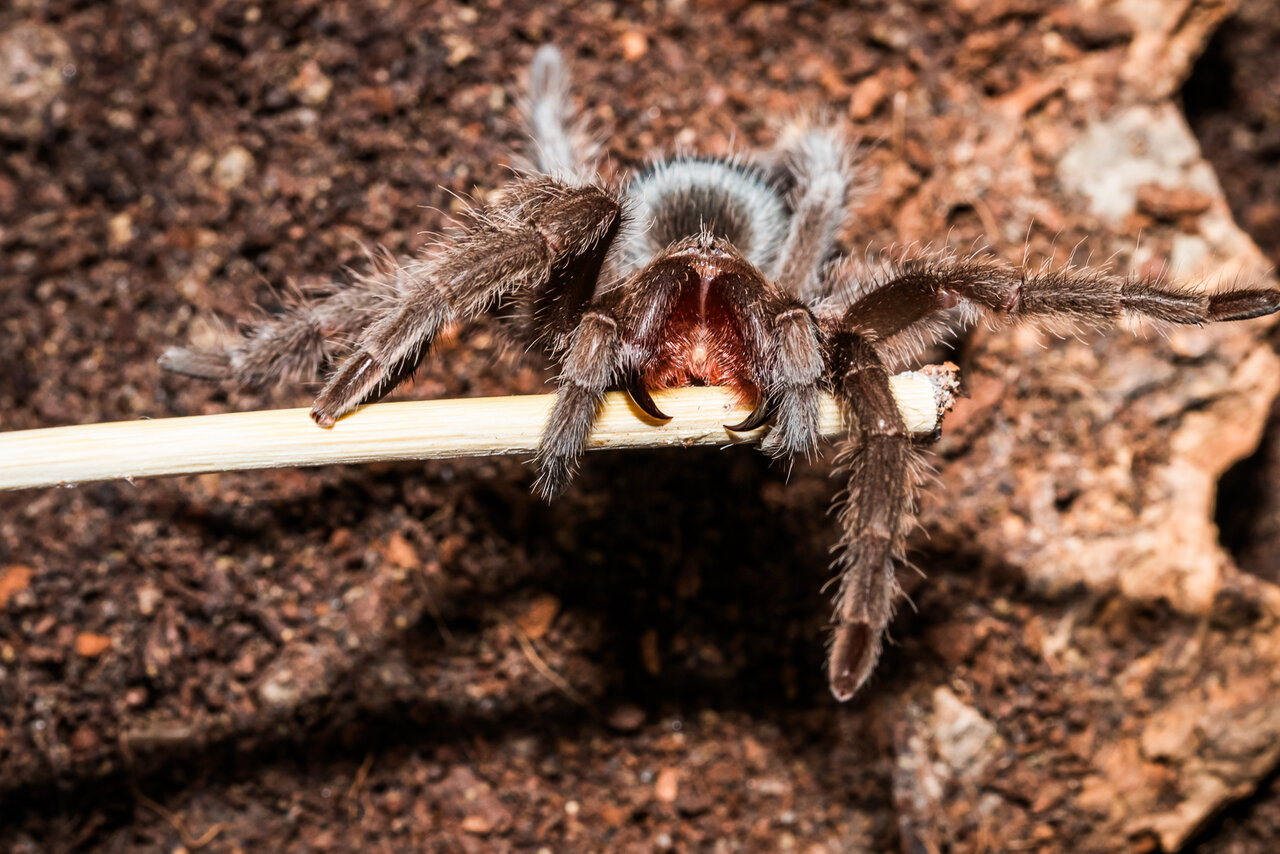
left=0, top=369, right=957, bottom=491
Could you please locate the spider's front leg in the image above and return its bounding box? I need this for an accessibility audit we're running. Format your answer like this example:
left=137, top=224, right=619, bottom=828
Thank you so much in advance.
left=311, top=179, right=623, bottom=425
left=158, top=252, right=404, bottom=389
left=823, top=327, right=924, bottom=700
left=833, top=253, right=1280, bottom=352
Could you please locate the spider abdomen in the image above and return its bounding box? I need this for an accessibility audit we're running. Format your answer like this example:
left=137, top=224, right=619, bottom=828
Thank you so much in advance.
left=620, top=158, right=790, bottom=275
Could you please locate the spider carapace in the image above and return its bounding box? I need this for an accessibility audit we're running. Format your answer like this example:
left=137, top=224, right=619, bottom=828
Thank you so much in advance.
left=162, top=46, right=1280, bottom=700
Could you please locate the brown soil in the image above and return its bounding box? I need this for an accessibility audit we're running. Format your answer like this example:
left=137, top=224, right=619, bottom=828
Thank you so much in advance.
left=3, top=1, right=1280, bottom=852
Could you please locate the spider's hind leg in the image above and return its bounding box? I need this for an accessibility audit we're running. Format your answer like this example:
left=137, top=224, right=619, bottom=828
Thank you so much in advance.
left=521, top=45, right=599, bottom=185
left=771, top=120, right=859, bottom=301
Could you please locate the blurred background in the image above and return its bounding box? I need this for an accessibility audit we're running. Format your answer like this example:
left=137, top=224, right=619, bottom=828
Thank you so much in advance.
left=2, top=1, right=1280, bottom=850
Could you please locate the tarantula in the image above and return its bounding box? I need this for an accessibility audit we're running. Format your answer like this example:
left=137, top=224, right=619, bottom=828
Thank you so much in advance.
left=161, top=46, right=1280, bottom=700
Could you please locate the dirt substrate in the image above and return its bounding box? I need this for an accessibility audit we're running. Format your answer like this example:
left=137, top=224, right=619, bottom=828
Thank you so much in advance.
left=4, top=1, right=1280, bottom=851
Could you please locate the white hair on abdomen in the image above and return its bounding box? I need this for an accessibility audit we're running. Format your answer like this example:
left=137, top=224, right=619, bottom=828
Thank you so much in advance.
left=521, top=45, right=598, bottom=184
left=617, top=157, right=791, bottom=275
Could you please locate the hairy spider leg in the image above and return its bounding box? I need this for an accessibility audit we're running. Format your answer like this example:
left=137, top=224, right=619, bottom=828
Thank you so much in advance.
left=534, top=294, right=626, bottom=497
left=311, top=180, right=623, bottom=426
left=823, top=328, right=925, bottom=701
left=771, top=122, right=857, bottom=301
left=522, top=45, right=599, bottom=185
left=832, top=254, right=1280, bottom=366
left=157, top=253, right=403, bottom=388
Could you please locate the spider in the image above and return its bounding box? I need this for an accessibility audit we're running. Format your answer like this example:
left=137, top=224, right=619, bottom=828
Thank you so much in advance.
left=161, top=46, right=1280, bottom=701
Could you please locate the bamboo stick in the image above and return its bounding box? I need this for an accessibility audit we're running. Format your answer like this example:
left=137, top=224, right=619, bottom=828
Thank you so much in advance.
left=0, top=367, right=957, bottom=491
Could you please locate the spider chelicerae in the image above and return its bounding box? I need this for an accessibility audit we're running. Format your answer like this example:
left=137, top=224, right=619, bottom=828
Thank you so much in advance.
left=161, top=46, right=1280, bottom=700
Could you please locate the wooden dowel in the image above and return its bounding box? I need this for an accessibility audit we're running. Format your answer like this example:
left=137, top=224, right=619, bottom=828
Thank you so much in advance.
left=0, top=368, right=957, bottom=491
